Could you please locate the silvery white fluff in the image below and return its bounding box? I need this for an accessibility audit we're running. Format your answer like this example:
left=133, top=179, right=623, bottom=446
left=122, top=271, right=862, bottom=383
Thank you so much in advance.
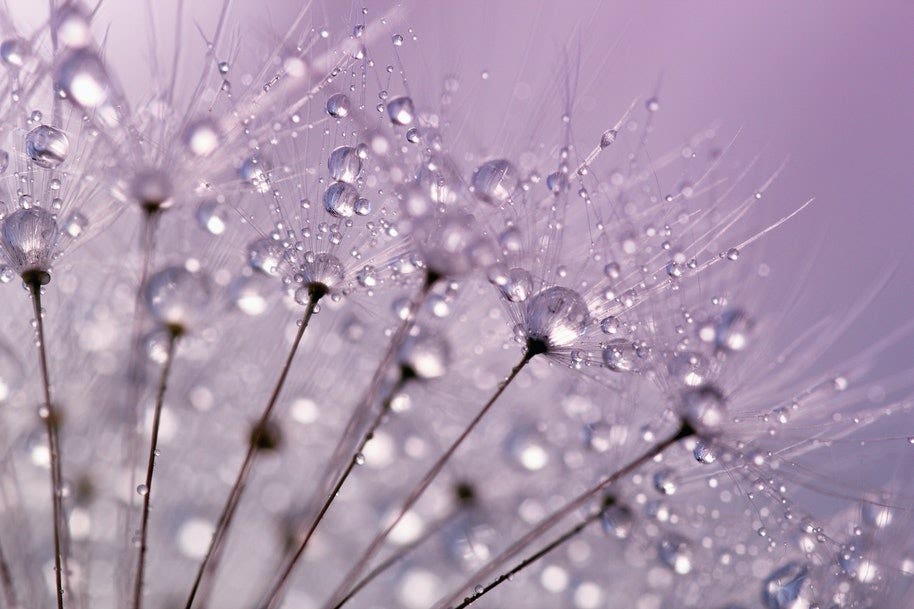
left=0, top=3, right=910, bottom=609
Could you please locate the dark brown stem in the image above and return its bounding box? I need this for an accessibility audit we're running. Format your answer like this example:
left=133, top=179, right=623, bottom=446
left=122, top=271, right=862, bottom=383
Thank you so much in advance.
left=260, top=372, right=410, bottom=609
left=183, top=290, right=324, bottom=609
left=324, top=343, right=544, bottom=609
left=0, top=536, right=17, bottom=609
left=433, top=421, right=694, bottom=609
left=453, top=512, right=601, bottom=608
left=335, top=505, right=459, bottom=608
left=26, top=275, right=66, bottom=609
left=132, top=327, right=181, bottom=609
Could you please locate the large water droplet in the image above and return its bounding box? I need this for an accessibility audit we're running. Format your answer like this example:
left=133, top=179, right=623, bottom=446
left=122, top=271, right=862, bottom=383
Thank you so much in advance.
left=323, top=181, right=359, bottom=218
left=25, top=125, right=69, bottom=169
left=679, top=384, right=726, bottom=436
left=300, top=251, right=345, bottom=291
left=195, top=200, right=228, bottom=235
left=0, top=38, right=29, bottom=67
left=471, top=159, right=517, bottom=204
left=658, top=535, right=692, bottom=574
left=327, top=146, right=362, bottom=183
left=386, top=96, right=415, bottom=125
left=56, top=49, right=111, bottom=109
left=524, top=286, right=591, bottom=349
left=1, top=207, right=59, bottom=273
left=761, top=562, right=809, bottom=609
left=326, top=93, right=351, bottom=118
left=144, top=267, right=211, bottom=329
left=183, top=118, right=221, bottom=157
left=398, top=329, right=450, bottom=379
left=247, top=238, right=287, bottom=277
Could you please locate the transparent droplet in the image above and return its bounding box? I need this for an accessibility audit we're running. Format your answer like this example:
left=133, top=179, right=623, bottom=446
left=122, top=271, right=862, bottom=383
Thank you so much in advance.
left=761, top=562, right=808, bottom=609
left=300, top=251, right=345, bottom=291
left=658, top=535, right=692, bottom=574
left=324, top=181, right=359, bottom=218
left=0, top=207, right=59, bottom=273
left=239, top=156, right=272, bottom=194
left=183, top=118, right=221, bottom=157
left=25, top=125, right=69, bottom=169
left=386, top=95, right=414, bottom=125
left=488, top=266, right=533, bottom=303
left=524, top=286, right=591, bottom=349
left=56, top=49, right=111, bottom=109
left=652, top=468, right=677, bottom=495
left=0, top=38, right=29, bottom=67
left=327, top=146, right=362, bottom=183
left=471, top=159, right=518, bottom=205
left=247, top=238, right=287, bottom=277
left=546, top=171, right=568, bottom=195
left=602, top=339, right=635, bottom=372
left=600, top=502, right=633, bottom=539
left=61, top=211, right=88, bottom=238
left=679, top=384, right=727, bottom=436
left=195, top=200, right=228, bottom=235
left=326, top=93, right=351, bottom=118
left=53, top=4, right=91, bottom=48
left=397, top=329, right=450, bottom=379
left=143, top=266, right=212, bottom=329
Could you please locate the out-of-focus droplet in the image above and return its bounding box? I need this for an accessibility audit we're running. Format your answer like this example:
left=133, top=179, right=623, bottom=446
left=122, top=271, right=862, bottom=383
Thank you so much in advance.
left=195, top=200, right=228, bottom=235
left=386, top=96, right=414, bottom=125
left=471, top=159, right=517, bottom=204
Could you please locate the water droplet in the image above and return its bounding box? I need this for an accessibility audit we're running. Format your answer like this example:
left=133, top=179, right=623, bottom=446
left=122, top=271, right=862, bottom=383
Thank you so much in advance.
left=25, top=125, right=69, bottom=169
left=398, top=329, right=450, bottom=379
left=195, top=200, right=228, bottom=235
left=56, top=49, right=111, bottom=109
left=386, top=96, right=414, bottom=125
left=247, top=238, right=287, bottom=277
left=184, top=118, right=221, bottom=157
left=658, top=535, right=692, bottom=574
left=62, top=211, right=88, bottom=238
left=0, top=38, right=29, bottom=67
left=324, top=181, right=359, bottom=218
left=546, top=171, right=568, bottom=195
left=761, top=562, right=808, bottom=609
left=53, top=4, right=91, bottom=48
left=300, top=251, right=345, bottom=291
left=326, top=93, right=351, bottom=118
left=471, top=159, right=518, bottom=204
left=136, top=484, right=148, bottom=496
left=525, top=287, right=591, bottom=349
left=679, top=384, right=727, bottom=437
left=698, top=309, right=753, bottom=353
left=1, top=207, right=59, bottom=273
left=602, top=338, right=635, bottom=372
left=599, top=129, right=617, bottom=148
left=239, top=156, right=272, bottom=193
left=327, top=146, right=362, bottom=183
left=600, top=502, right=633, bottom=539
left=653, top=468, right=677, bottom=495
left=143, top=266, right=212, bottom=329
left=488, top=266, right=533, bottom=302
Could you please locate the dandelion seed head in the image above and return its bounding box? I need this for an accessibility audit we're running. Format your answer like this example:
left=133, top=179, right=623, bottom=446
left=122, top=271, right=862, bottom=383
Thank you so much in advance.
left=0, top=207, right=59, bottom=275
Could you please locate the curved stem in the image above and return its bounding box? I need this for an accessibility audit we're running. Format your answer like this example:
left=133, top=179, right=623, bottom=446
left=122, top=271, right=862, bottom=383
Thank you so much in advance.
left=0, top=536, right=17, bottom=609
left=453, top=513, right=601, bottom=608
left=260, top=372, right=410, bottom=609
left=323, top=346, right=541, bottom=609
left=183, top=292, right=323, bottom=609
left=432, top=421, right=694, bottom=609
left=132, top=327, right=181, bottom=609
left=27, top=278, right=67, bottom=609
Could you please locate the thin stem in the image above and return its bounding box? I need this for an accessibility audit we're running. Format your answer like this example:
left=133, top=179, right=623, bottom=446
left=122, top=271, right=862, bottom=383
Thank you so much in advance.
left=453, top=512, right=601, bottom=608
left=183, top=292, right=323, bottom=609
left=432, top=421, right=694, bottom=609
left=261, top=274, right=439, bottom=606
left=0, top=537, right=17, bottom=609
left=260, top=372, right=410, bottom=609
left=324, top=344, right=543, bottom=609
left=132, top=327, right=180, bottom=609
left=119, top=213, right=160, bottom=607
left=336, top=504, right=461, bottom=608
left=27, top=277, right=67, bottom=609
